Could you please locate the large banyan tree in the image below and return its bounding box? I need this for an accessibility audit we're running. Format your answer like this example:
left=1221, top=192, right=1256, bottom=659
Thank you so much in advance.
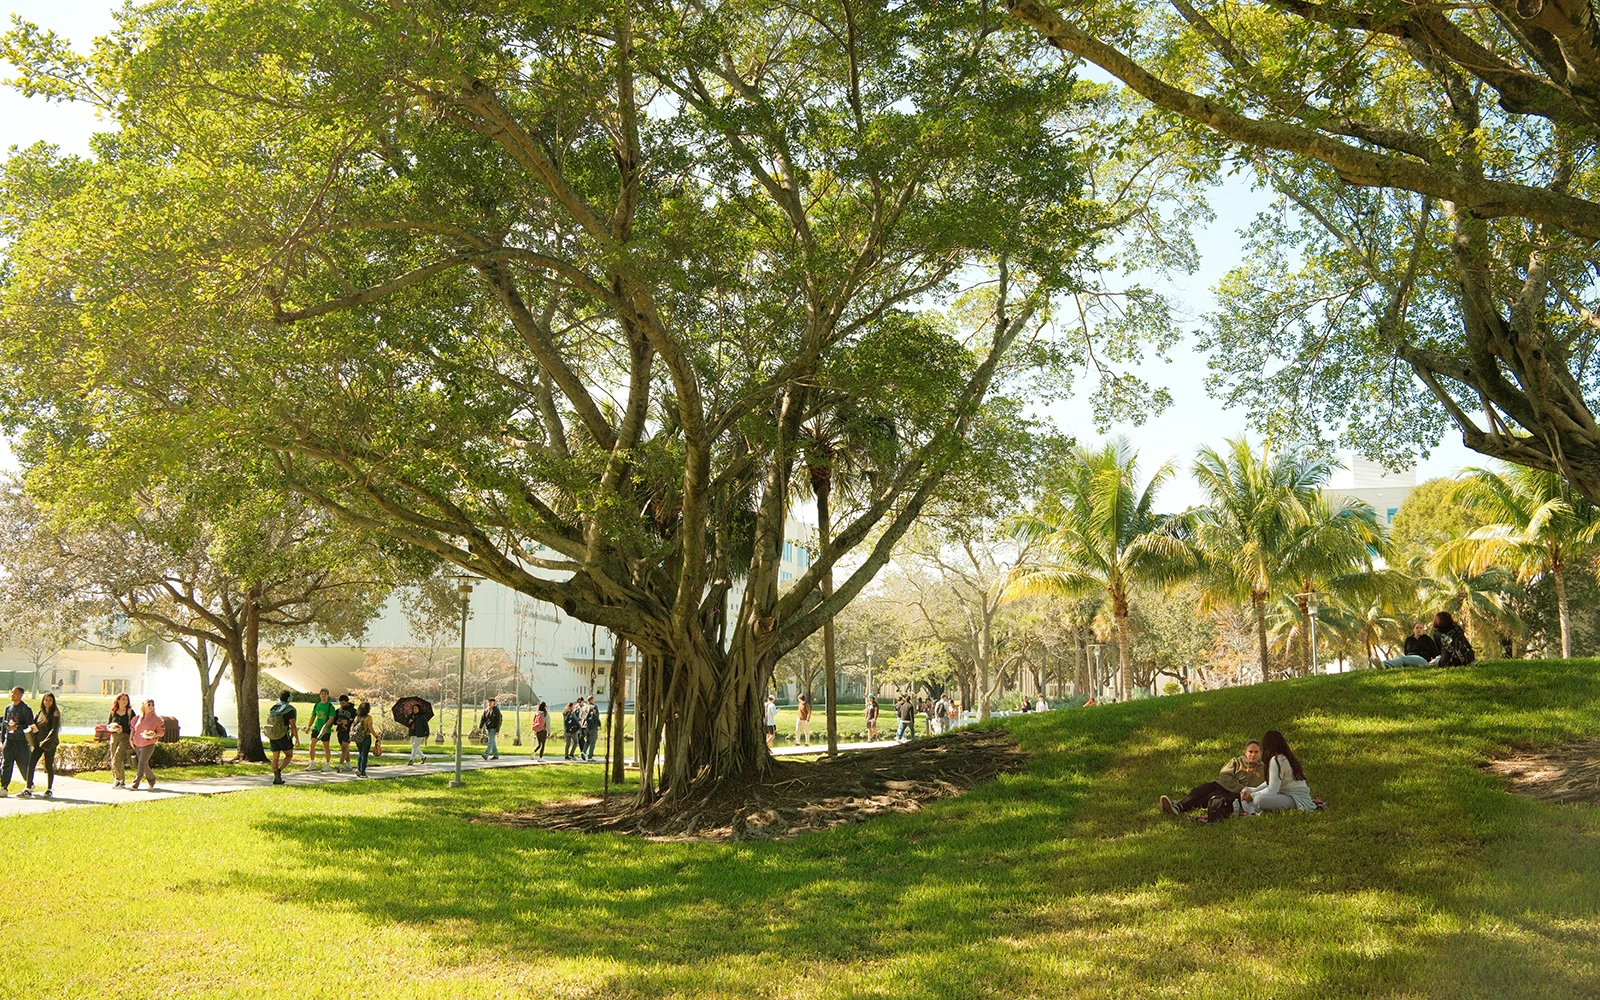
left=0, top=1, right=1177, bottom=807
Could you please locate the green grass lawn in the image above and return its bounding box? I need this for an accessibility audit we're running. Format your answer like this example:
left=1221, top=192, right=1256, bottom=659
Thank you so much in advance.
left=5, top=660, right=1597, bottom=998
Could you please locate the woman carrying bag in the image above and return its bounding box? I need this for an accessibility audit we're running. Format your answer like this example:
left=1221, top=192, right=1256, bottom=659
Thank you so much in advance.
left=353, top=702, right=381, bottom=778
left=26, top=692, right=61, bottom=798
left=107, top=692, right=134, bottom=789
left=129, top=699, right=166, bottom=791
left=531, top=701, right=549, bottom=760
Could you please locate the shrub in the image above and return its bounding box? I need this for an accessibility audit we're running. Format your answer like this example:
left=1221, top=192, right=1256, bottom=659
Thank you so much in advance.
left=59, top=738, right=228, bottom=773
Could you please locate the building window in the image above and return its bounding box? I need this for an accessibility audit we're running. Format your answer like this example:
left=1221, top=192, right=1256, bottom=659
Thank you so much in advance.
left=101, top=679, right=128, bottom=696
left=1387, top=508, right=1399, bottom=523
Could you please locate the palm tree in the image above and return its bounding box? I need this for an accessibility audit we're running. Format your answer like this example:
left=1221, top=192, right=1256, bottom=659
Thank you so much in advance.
left=999, top=439, right=1187, bottom=700
left=1439, top=466, right=1600, bottom=658
left=1188, top=438, right=1382, bottom=681
left=1413, top=556, right=1522, bottom=656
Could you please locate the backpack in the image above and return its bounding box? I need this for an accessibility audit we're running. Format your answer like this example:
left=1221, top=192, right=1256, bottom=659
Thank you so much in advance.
left=263, top=709, right=289, bottom=741
left=1206, top=795, right=1234, bottom=822
left=1439, top=628, right=1476, bottom=666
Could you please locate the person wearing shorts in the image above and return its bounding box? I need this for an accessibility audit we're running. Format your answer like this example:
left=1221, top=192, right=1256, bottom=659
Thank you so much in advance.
left=333, top=695, right=358, bottom=773
left=266, top=691, right=298, bottom=784
left=305, top=689, right=336, bottom=772
left=763, top=695, right=778, bottom=748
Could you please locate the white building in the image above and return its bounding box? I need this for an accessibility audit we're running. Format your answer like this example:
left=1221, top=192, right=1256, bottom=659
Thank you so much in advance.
left=264, top=519, right=816, bottom=708
left=1324, top=456, right=1416, bottom=529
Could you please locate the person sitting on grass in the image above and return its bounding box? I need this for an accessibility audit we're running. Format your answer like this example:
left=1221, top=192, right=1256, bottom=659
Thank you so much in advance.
left=1383, top=622, right=1439, bottom=669
left=1160, top=739, right=1266, bottom=816
left=1239, top=729, right=1316, bottom=815
left=1428, top=611, right=1477, bottom=666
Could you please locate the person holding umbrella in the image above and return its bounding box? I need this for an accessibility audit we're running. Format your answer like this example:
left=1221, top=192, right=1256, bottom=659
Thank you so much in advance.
left=392, top=697, right=433, bottom=764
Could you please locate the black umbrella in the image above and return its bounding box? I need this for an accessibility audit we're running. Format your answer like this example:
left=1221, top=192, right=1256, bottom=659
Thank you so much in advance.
left=391, top=697, right=434, bottom=726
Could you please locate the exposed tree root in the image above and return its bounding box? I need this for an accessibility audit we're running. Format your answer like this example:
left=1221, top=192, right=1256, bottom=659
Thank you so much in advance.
left=493, top=727, right=1028, bottom=841
left=1484, top=737, right=1600, bottom=804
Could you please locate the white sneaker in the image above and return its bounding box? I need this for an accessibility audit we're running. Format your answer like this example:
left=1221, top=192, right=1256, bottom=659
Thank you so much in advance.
left=305, top=763, right=318, bottom=772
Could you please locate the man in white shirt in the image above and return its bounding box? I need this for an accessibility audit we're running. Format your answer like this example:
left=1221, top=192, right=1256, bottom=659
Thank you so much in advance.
left=763, top=695, right=778, bottom=748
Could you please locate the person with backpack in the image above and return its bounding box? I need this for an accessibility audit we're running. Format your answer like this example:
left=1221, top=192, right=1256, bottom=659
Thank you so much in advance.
left=353, top=701, right=379, bottom=778
left=582, top=696, right=602, bottom=761
left=532, top=701, right=550, bottom=760
left=934, top=694, right=951, bottom=735
left=1429, top=611, right=1476, bottom=666
left=25, top=692, right=61, bottom=798
left=1160, top=739, right=1267, bottom=817
left=265, top=691, right=299, bottom=784
left=895, top=696, right=915, bottom=742
left=1239, top=730, right=1316, bottom=814
left=479, top=697, right=503, bottom=760
left=333, top=694, right=358, bottom=773
left=562, top=702, right=580, bottom=760
left=1, top=687, right=35, bottom=798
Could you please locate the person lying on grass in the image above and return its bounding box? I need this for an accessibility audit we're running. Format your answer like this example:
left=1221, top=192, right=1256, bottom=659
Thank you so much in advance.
left=1160, top=739, right=1266, bottom=816
left=1238, top=730, right=1316, bottom=815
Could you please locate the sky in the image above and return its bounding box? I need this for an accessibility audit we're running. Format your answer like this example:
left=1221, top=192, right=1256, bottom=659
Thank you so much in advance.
left=0, top=2, right=1481, bottom=508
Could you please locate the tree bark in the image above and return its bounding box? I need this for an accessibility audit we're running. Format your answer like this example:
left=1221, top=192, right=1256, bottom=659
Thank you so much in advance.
left=1253, top=591, right=1271, bottom=684
left=608, top=640, right=628, bottom=785
left=232, top=588, right=266, bottom=762
left=189, top=637, right=226, bottom=737
left=816, top=477, right=839, bottom=756
left=1554, top=563, right=1572, bottom=659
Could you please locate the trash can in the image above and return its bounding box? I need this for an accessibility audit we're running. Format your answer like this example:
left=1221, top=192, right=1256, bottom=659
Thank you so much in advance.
left=160, top=716, right=181, bottom=743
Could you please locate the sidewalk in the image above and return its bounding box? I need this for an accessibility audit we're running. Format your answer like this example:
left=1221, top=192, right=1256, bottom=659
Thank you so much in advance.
left=0, top=739, right=893, bottom=818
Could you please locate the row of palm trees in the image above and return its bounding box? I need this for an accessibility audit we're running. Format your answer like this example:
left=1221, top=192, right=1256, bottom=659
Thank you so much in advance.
left=1000, top=437, right=1599, bottom=695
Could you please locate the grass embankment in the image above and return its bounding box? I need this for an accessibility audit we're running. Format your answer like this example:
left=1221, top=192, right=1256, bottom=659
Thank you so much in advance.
left=4, top=661, right=1597, bottom=998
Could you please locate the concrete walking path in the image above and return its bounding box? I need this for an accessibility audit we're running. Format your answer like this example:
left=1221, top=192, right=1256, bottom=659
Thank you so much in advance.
left=0, top=738, right=892, bottom=818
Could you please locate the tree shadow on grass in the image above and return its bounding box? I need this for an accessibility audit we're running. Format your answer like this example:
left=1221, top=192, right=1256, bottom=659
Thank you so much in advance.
left=213, top=665, right=1600, bottom=998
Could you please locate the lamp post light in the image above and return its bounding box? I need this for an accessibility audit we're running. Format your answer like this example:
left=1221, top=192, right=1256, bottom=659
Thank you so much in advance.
left=449, top=577, right=478, bottom=789
left=1296, top=592, right=1322, bottom=675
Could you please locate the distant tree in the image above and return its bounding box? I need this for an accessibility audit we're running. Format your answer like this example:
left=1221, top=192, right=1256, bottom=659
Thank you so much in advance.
left=1439, top=466, right=1600, bottom=658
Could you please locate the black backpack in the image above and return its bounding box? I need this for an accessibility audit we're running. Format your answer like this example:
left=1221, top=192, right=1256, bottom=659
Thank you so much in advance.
left=1438, top=628, right=1476, bottom=666
left=1206, top=795, right=1234, bottom=822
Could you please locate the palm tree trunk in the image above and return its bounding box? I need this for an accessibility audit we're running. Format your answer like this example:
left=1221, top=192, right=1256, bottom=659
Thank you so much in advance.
left=1252, top=592, right=1270, bottom=683
left=1113, top=613, right=1132, bottom=700
left=1555, top=564, right=1572, bottom=659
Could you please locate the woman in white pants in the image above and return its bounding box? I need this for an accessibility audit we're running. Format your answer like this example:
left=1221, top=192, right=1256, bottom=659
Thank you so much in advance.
left=1239, top=729, right=1316, bottom=814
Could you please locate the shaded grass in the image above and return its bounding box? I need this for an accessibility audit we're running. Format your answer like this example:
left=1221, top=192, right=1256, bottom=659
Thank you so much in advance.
left=3, top=661, right=1598, bottom=998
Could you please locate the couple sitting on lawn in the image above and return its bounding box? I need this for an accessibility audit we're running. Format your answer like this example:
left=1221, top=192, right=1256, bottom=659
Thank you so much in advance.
left=1159, top=729, right=1315, bottom=818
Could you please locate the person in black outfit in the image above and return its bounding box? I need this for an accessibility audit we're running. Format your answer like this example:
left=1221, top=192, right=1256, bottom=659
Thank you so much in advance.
left=1383, top=622, right=1439, bottom=668
left=479, top=698, right=503, bottom=760
left=27, top=693, right=61, bottom=798
left=333, top=695, right=358, bottom=773
left=1, top=687, right=36, bottom=798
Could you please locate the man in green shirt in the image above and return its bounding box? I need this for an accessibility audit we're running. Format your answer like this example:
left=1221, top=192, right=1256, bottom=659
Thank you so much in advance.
left=305, top=689, right=337, bottom=773
left=1160, top=739, right=1266, bottom=816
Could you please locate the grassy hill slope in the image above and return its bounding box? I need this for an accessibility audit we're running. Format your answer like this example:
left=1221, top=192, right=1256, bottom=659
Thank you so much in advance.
left=3, top=661, right=1597, bottom=998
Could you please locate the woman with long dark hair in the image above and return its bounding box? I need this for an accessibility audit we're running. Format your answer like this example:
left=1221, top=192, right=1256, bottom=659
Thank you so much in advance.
left=532, top=701, right=549, bottom=760
left=107, top=692, right=134, bottom=789
left=1239, top=729, right=1315, bottom=814
left=353, top=701, right=379, bottom=778
left=1430, top=610, right=1476, bottom=666
left=26, top=692, right=61, bottom=798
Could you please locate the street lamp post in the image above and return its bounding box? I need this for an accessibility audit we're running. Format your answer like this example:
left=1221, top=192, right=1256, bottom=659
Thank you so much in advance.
left=449, top=577, right=477, bottom=789
left=1296, top=592, right=1322, bottom=675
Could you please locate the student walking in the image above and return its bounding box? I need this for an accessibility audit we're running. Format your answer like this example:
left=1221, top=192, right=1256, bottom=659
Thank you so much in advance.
left=479, top=698, right=503, bottom=760
left=895, top=696, right=915, bottom=742
left=1, top=687, right=35, bottom=798
left=562, top=702, right=580, bottom=760
left=795, top=694, right=813, bottom=747
left=333, top=695, right=358, bottom=773
left=305, top=689, right=336, bottom=772
left=582, top=696, right=602, bottom=761
left=532, top=701, right=549, bottom=759
left=934, top=694, right=951, bottom=735
left=406, top=707, right=430, bottom=764
left=265, top=691, right=299, bottom=784
left=129, top=699, right=166, bottom=791
left=865, top=695, right=880, bottom=742
left=764, top=695, right=779, bottom=749
left=26, top=693, right=61, bottom=798
left=107, top=692, right=135, bottom=789
left=353, top=702, right=380, bottom=778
